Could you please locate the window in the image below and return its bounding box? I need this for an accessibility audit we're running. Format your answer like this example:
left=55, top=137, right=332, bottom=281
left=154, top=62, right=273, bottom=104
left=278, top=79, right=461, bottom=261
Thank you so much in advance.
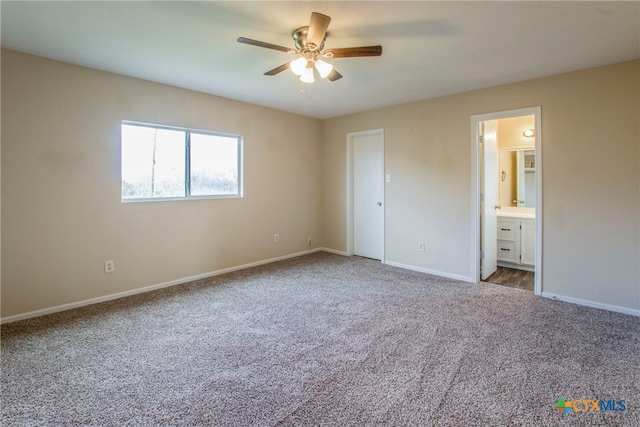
left=121, top=122, right=242, bottom=201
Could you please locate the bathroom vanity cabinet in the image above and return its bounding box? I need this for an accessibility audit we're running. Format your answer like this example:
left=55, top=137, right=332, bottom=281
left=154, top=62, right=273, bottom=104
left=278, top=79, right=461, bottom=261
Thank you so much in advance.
left=497, top=216, right=535, bottom=270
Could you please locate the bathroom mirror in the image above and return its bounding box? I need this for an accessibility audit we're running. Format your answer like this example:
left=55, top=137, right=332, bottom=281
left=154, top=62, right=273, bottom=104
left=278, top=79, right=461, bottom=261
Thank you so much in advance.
left=499, top=149, right=536, bottom=208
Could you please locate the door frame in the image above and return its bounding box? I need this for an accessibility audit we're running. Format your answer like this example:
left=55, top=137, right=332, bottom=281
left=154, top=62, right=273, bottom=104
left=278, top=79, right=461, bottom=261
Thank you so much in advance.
left=470, top=107, right=542, bottom=295
left=346, top=128, right=385, bottom=262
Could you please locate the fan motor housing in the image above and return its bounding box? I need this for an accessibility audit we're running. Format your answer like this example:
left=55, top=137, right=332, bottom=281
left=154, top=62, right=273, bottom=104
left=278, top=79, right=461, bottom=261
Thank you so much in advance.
left=292, top=26, right=326, bottom=52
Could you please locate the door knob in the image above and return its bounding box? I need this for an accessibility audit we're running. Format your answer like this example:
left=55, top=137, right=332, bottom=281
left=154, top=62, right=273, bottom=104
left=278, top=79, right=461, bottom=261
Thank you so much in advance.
left=377, top=202, right=382, bottom=206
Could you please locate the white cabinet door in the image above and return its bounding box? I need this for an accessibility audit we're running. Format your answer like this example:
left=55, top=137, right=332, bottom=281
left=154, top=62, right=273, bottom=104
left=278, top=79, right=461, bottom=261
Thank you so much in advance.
left=520, top=219, right=536, bottom=266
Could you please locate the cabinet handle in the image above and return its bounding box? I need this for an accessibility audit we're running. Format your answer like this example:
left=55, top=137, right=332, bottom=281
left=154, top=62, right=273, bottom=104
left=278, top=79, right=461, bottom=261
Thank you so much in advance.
left=501, top=228, right=511, bottom=231
left=500, top=248, right=511, bottom=251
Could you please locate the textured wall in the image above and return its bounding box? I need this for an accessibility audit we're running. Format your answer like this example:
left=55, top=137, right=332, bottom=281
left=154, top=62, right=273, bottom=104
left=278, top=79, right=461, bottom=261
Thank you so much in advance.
left=323, top=60, right=639, bottom=312
left=1, top=49, right=323, bottom=318
left=2, top=50, right=638, bottom=318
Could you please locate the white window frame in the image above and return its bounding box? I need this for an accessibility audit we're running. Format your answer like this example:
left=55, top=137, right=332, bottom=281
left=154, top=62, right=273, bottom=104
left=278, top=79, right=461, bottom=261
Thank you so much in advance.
left=121, top=121, right=243, bottom=202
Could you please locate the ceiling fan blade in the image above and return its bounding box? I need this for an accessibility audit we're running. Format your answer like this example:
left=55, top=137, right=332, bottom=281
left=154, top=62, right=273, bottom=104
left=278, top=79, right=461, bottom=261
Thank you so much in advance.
left=326, top=46, right=382, bottom=58
left=307, top=12, right=331, bottom=50
left=264, top=62, right=290, bottom=76
left=327, top=69, right=343, bottom=81
left=237, top=37, right=292, bottom=53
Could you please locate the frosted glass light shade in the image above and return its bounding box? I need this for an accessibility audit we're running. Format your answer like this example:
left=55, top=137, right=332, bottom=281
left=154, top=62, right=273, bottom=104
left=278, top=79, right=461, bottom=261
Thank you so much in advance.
left=300, top=66, right=315, bottom=83
left=290, top=57, right=307, bottom=76
left=314, top=59, right=333, bottom=78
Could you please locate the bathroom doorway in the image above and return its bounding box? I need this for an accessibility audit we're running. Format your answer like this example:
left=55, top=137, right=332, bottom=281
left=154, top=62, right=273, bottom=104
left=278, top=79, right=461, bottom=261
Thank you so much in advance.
left=470, top=107, right=542, bottom=295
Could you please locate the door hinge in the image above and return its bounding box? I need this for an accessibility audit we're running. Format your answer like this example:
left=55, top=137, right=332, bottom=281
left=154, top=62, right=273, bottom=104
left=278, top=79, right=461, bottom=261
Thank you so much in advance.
left=480, top=193, right=485, bottom=201
left=480, top=251, right=484, bottom=259
left=478, top=135, right=484, bottom=144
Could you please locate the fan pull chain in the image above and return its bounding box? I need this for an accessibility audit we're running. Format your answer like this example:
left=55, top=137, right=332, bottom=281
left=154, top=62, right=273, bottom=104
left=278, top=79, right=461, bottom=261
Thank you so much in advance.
left=299, top=82, right=313, bottom=100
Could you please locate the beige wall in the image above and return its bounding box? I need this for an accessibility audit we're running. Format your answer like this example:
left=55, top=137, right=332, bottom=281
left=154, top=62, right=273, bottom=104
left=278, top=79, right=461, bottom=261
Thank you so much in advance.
left=323, top=60, right=639, bottom=312
left=1, top=50, right=323, bottom=318
left=2, top=50, right=639, bottom=319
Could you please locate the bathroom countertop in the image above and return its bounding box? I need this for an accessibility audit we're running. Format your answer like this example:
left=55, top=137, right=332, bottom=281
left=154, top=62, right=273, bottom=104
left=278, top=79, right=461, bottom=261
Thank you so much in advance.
left=497, top=208, right=535, bottom=219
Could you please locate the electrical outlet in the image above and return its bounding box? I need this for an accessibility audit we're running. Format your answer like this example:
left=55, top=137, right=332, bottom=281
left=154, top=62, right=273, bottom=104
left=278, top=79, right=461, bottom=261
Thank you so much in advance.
left=104, top=260, right=115, bottom=274
left=418, top=241, right=425, bottom=252
left=308, top=238, right=312, bottom=247
left=274, top=234, right=280, bottom=243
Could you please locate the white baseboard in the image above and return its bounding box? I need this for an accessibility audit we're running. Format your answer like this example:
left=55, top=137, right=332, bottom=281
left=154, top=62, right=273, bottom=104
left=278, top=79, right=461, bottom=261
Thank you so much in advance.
left=542, top=292, right=640, bottom=317
left=321, top=247, right=349, bottom=257
left=383, top=260, right=474, bottom=283
left=1, top=248, right=324, bottom=325
left=8, top=250, right=635, bottom=324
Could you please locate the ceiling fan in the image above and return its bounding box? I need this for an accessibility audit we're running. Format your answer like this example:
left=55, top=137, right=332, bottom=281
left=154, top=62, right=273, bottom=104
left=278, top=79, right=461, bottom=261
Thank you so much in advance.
left=237, top=12, right=382, bottom=82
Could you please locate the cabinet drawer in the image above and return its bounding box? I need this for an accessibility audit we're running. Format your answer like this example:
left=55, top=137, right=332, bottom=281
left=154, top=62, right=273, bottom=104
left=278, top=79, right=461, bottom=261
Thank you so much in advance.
left=497, top=241, right=517, bottom=263
left=497, top=221, right=516, bottom=241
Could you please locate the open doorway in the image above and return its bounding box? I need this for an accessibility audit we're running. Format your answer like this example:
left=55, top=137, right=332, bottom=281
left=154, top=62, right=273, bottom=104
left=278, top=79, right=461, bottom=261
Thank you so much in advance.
left=470, top=107, right=542, bottom=295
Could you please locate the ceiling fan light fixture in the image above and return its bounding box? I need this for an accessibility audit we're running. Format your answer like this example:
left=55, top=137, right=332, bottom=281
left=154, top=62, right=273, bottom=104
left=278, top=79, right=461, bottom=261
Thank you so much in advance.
left=300, top=65, right=315, bottom=83
left=237, top=11, right=381, bottom=84
left=290, top=57, right=307, bottom=76
left=314, top=59, right=333, bottom=79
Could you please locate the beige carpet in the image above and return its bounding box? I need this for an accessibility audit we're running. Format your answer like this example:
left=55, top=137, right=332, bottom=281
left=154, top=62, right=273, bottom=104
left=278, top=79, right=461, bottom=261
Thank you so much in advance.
left=2, top=252, right=639, bottom=426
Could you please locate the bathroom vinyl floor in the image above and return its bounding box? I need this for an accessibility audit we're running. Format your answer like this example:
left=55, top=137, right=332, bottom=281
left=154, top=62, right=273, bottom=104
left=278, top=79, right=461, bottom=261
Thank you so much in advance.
left=485, top=267, right=534, bottom=292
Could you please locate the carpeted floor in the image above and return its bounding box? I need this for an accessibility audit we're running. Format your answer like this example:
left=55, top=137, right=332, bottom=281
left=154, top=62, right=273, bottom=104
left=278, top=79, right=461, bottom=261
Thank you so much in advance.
left=2, top=252, right=639, bottom=426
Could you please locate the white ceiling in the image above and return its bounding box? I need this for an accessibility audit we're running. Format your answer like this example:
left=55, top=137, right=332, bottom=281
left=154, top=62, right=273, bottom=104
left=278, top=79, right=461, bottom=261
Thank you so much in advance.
left=2, top=1, right=639, bottom=119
